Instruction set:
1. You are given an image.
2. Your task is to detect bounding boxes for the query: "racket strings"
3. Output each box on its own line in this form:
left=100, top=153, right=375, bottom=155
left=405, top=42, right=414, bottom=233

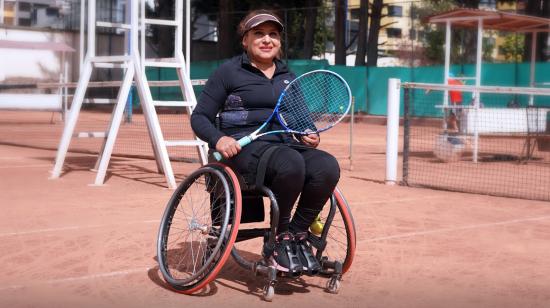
left=279, top=73, right=350, bottom=133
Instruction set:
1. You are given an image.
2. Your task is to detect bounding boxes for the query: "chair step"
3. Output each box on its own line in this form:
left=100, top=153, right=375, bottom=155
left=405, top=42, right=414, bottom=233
left=143, top=60, right=181, bottom=68
left=90, top=56, right=132, bottom=63
left=153, top=100, right=194, bottom=107
left=148, top=79, right=207, bottom=87
left=144, top=18, right=178, bottom=26
left=84, top=98, right=117, bottom=104
left=94, top=62, right=128, bottom=69
left=73, top=131, right=106, bottom=138
left=148, top=81, right=181, bottom=87
left=96, top=21, right=131, bottom=30
left=164, top=140, right=206, bottom=147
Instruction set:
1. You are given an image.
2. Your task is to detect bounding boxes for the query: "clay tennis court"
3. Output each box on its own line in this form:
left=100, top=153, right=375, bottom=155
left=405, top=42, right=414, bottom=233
left=1, top=111, right=550, bottom=307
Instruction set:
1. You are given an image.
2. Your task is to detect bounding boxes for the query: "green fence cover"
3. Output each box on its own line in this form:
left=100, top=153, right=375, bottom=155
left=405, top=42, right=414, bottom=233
left=136, top=60, right=550, bottom=117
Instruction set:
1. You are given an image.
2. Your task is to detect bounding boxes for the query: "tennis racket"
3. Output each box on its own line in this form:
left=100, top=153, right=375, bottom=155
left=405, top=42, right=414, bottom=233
left=213, top=70, right=352, bottom=161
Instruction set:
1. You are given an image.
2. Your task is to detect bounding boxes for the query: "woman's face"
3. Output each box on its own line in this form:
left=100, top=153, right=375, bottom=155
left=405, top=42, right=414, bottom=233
left=242, top=22, right=281, bottom=66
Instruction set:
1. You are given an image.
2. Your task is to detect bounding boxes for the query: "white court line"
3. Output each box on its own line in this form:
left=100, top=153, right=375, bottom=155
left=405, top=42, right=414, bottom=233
left=361, top=215, right=550, bottom=243
left=0, top=267, right=150, bottom=292
left=0, top=164, right=52, bottom=169
left=0, top=220, right=159, bottom=238
left=353, top=195, right=441, bottom=206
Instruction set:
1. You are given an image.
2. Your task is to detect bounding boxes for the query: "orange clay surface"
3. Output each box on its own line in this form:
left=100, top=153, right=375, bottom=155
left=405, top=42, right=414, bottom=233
left=1, top=111, right=550, bottom=307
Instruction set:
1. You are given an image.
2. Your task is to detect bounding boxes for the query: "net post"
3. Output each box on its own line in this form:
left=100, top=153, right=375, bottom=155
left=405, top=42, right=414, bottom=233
left=386, top=78, right=401, bottom=185
left=349, top=96, right=355, bottom=171
left=402, top=86, right=410, bottom=185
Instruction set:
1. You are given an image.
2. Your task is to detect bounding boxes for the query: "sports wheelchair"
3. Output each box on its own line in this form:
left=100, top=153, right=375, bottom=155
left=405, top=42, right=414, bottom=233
left=157, top=147, right=356, bottom=301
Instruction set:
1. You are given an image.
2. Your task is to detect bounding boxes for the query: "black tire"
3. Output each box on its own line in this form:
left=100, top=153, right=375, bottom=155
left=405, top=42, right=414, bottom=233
left=157, top=164, right=242, bottom=293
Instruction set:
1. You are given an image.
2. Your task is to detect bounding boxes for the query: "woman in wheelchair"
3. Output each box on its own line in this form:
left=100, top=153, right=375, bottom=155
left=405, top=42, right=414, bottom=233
left=190, top=10, right=340, bottom=277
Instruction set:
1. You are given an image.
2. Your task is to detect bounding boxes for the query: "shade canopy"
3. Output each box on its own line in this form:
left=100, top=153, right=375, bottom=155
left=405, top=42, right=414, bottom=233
left=428, top=8, right=550, bottom=33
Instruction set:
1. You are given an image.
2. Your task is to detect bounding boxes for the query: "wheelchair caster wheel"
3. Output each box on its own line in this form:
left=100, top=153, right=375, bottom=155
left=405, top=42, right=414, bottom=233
left=326, top=277, right=341, bottom=294
left=262, top=285, right=275, bottom=301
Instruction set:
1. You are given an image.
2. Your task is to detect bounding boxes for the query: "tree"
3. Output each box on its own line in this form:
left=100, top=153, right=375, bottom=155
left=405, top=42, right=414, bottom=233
left=500, top=34, right=525, bottom=62
left=416, top=0, right=478, bottom=64
left=303, top=0, right=319, bottom=59
left=523, top=0, right=549, bottom=61
left=217, top=0, right=235, bottom=59
left=366, top=0, right=383, bottom=66
left=354, top=0, right=368, bottom=66
left=334, top=0, right=347, bottom=65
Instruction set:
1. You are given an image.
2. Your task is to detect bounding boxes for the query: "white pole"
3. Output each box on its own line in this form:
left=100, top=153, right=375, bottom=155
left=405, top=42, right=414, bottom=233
left=444, top=20, right=451, bottom=100
left=175, top=0, right=183, bottom=54
left=349, top=96, right=354, bottom=171
left=386, top=78, right=401, bottom=186
left=88, top=0, right=96, bottom=57
left=475, top=18, right=482, bottom=105
left=185, top=0, right=191, bottom=75
left=80, top=0, right=85, bottom=72
left=140, top=0, right=145, bottom=66
left=1, top=0, right=5, bottom=24
left=13, top=0, right=17, bottom=26
left=443, top=20, right=451, bottom=131
left=124, top=0, right=130, bottom=56
left=472, top=18, right=483, bottom=163
left=529, top=31, right=537, bottom=106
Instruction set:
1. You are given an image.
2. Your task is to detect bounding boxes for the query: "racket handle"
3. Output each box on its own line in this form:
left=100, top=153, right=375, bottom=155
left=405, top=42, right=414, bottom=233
left=212, top=136, right=253, bottom=161
left=213, top=151, right=223, bottom=161
left=237, top=136, right=253, bottom=147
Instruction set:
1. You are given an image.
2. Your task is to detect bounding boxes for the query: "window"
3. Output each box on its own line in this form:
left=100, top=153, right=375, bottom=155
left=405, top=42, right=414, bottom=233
left=388, top=5, right=402, bottom=17
left=18, top=18, right=31, bottom=26
left=386, top=28, right=402, bottom=38
left=18, top=2, right=31, bottom=11
left=46, top=8, right=58, bottom=17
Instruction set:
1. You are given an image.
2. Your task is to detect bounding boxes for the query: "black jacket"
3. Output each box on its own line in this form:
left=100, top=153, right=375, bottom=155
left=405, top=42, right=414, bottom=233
left=191, top=53, right=296, bottom=148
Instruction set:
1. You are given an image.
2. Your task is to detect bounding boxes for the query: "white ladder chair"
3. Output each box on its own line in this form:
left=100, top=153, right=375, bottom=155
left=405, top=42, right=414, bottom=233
left=139, top=0, right=208, bottom=169
left=51, top=0, right=207, bottom=189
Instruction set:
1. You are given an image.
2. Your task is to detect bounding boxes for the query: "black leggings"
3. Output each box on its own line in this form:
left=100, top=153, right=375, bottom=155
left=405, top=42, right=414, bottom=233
left=228, top=141, right=340, bottom=234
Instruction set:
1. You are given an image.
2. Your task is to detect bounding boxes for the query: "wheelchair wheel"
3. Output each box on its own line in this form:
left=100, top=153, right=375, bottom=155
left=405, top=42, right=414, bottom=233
left=313, top=187, right=356, bottom=275
left=157, top=164, right=242, bottom=293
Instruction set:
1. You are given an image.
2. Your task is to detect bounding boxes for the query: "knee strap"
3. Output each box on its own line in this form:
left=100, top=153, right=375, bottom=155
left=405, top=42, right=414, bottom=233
left=254, top=145, right=281, bottom=189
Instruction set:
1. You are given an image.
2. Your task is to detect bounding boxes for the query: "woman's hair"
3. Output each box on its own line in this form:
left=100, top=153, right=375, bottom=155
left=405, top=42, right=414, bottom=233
left=237, top=9, right=283, bottom=37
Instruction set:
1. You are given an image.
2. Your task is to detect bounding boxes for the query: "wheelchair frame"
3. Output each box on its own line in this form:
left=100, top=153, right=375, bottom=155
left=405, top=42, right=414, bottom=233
left=157, top=150, right=356, bottom=301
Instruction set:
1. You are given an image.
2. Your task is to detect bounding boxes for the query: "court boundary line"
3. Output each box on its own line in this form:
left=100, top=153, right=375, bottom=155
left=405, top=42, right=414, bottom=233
left=0, top=219, right=159, bottom=237
left=0, top=164, right=53, bottom=169
left=3, top=215, right=549, bottom=292
left=0, top=267, right=151, bottom=292
left=0, top=196, right=440, bottom=238
left=362, top=215, right=550, bottom=243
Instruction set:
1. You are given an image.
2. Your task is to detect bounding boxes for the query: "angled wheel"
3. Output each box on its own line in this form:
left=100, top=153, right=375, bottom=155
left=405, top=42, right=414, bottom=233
left=157, top=163, right=242, bottom=293
left=310, top=187, right=356, bottom=275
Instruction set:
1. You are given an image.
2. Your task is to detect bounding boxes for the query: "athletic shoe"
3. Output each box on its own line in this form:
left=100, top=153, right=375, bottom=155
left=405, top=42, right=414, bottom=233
left=294, top=232, right=321, bottom=275
left=269, top=232, right=302, bottom=277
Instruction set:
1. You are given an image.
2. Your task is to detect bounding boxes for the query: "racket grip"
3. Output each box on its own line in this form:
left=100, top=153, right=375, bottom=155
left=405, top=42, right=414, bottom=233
left=213, top=151, right=223, bottom=161
left=237, top=136, right=253, bottom=147
left=212, top=136, right=253, bottom=161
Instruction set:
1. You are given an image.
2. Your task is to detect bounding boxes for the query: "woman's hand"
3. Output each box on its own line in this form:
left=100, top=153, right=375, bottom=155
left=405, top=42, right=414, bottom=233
left=215, top=136, right=241, bottom=159
left=300, top=132, right=320, bottom=148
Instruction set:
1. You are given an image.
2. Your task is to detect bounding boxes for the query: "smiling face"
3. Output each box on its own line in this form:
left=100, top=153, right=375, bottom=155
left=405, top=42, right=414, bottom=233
left=242, top=22, right=281, bottom=66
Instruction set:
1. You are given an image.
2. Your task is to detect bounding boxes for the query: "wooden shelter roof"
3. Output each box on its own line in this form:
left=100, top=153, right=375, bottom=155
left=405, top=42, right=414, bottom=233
left=428, top=8, right=550, bottom=33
